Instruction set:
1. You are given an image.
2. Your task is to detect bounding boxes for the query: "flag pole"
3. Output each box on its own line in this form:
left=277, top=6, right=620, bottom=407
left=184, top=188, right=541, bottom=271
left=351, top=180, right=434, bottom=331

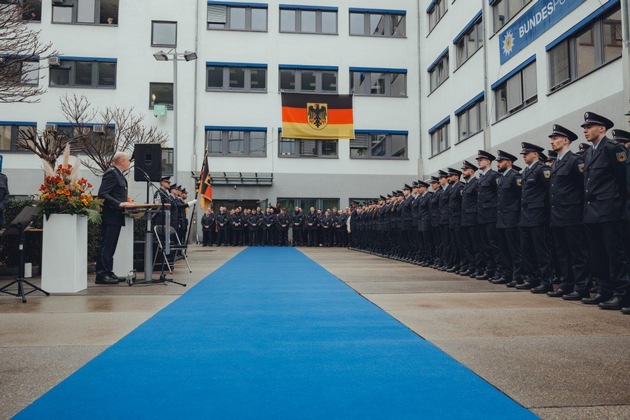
left=186, top=149, right=208, bottom=245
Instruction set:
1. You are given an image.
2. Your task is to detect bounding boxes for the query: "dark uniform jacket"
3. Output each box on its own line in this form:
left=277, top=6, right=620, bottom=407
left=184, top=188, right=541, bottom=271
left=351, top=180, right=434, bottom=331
left=430, top=188, right=442, bottom=228
left=583, top=137, right=627, bottom=223
left=306, top=211, right=318, bottom=230
left=496, top=168, right=521, bottom=229
left=411, top=195, right=420, bottom=228
left=460, top=178, right=478, bottom=227
left=292, top=211, right=304, bottom=227
left=201, top=212, right=215, bottom=231
left=98, top=166, right=128, bottom=226
left=438, top=185, right=450, bottom=225
left=418, top=192, right=433, bottom=232
left=477, top=169, right=498, bottom=224
left=277, top=213, right=290, bottom=230
left=448, top=181, right=464, bottom=228
left=0, top=172, right=8, bottom=228
left=400, top=194, right=414, bottom=230
left=519, top=161, right=550, bottom=228
left=216, top=211, right=228, bottom=228
left=549, top=151, right=584, bottom=227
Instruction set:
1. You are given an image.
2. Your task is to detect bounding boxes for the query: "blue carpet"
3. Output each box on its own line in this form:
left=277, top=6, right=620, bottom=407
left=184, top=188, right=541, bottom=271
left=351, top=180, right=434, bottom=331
left=16, top=248, right=536, bottom=419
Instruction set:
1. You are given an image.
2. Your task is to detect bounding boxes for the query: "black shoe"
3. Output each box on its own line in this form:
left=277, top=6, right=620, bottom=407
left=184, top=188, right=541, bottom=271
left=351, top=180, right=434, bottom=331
left=598, top=296, right=622, bottom=310
left=552, top=276, right=561, bottom=285
left=475, top=273, right=490, bottom=280
left=547, top=289, right=566, bottom=298
left=562, top=291, right=587, bottom=301
left=492, top=277, right=510, bottom=285
left=506, top=280, right=518, bottom=288
left=446, top=266, right=458, bottom=273
left=516, top=282, right=535, bottom=290
left=531, top=284, right=553, bottom=294
left=621, top=307, right=630, bottom=314
left=581, top=294, right=608, bottom=305
left=95, top=275, right=118, bottom=285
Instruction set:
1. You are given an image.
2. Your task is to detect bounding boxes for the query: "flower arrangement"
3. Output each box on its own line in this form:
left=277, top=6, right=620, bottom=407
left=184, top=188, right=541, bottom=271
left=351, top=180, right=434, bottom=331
left=37, top=144, right=102, bottom=222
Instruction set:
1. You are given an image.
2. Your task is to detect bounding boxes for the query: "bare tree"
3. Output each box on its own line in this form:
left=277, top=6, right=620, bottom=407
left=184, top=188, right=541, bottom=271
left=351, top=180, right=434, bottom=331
left=16, top=126, right=73, bottom=167
left=60, top=94, right=169, bottom=176
left=0, top=2, right=57, bottom=103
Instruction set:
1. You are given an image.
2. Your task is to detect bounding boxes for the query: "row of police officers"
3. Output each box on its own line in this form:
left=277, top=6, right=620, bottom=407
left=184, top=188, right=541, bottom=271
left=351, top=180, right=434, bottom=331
left=350, top=111, right=630, bottom=315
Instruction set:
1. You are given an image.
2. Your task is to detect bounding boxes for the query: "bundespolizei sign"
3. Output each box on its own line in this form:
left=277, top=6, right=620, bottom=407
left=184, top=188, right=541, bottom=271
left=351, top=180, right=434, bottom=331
left=499, top=0, right=587, bottom=64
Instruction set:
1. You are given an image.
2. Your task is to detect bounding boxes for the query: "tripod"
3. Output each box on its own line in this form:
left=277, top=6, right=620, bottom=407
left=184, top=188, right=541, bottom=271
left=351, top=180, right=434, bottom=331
left=0, top=206, right=49, bottom=303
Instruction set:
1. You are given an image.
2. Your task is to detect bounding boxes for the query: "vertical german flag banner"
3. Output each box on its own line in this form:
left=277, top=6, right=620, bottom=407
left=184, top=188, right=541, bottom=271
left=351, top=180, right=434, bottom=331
left=197, top=150, right=212, bottom=210
left=281, top=93, right=354, bottom=139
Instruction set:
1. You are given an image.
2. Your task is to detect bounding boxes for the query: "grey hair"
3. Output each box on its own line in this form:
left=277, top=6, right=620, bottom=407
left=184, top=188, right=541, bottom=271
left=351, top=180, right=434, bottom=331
left=112, top=152, right=130, bottom=164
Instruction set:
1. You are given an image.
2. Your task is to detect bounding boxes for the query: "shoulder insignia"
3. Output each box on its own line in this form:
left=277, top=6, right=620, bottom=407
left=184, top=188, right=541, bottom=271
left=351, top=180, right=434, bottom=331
left=496, top=178, right=500, bottom=185
left=516, top=179, right=522, bottom=187
left=617, top=151, right=627, bottom=162
left=578, top=163, right=585, bottom=173
left=543, top=169, right=551, bottom=179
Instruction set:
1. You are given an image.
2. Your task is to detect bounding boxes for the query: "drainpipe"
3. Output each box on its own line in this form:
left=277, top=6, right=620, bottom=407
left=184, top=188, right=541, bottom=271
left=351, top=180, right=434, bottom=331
left=621, top=0, right=630, bottom=112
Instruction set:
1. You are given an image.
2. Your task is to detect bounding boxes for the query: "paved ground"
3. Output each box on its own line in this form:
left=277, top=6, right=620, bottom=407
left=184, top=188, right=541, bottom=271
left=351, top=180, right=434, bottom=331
left=1, top=245, right=629, bottom=419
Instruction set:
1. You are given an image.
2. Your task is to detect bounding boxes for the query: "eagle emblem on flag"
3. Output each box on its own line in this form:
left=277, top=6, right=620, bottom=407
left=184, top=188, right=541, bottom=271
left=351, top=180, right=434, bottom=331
left=307, top=103, right=328, bottom=130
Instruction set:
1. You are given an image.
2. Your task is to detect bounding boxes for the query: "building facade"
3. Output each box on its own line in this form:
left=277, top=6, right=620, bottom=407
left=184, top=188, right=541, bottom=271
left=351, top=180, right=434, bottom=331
left=421, top=0, right=630, bottom=175
left=1, top=0, right=629, bottom=209
left=0, top=0, right=421, bottom=210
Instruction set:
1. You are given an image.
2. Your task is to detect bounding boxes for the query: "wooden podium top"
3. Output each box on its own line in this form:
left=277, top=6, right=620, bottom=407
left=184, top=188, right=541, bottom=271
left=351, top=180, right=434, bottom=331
left=124, top=203, right=170, bottom=214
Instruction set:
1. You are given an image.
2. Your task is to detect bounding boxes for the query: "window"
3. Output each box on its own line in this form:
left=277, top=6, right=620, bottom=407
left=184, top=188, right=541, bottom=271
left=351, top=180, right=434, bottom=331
left=493, top=59, right=537, bottom=120
left=206, top=63, right=267, bottom=92
left=428, top=50, right=449, bottom=93
left=149, top=82, right=173, bottom=109
left=427, top=0, right=447, bottom=32
left=151, top=21, right=176, bottom=47
left=205, top=127, right=267, bottom=157
left=52, top=0, right=119, bottom=25
left=0, top=123, right=36, bottom=152
left=350, top=68, right=407, bottom=97
left=49, top=57, right=116, bottom=88
left=279, top=135, right=338, bottom=158
left=279, top=6, right=337, bottom=34
left=279, top=66, right=337, bottom=93
left=456, top=95, right=485, bottom=142
left=349, top=9, right=406, bottom=37
left=455, top=14, right=483, bottom=68
left=350, top=131, right=407, bottom=159
left=492, top=0, right=533, bottom=33
left=207, top=2, right=267, bottom=31
left=2, top=57, right=39, bottom=86
left=429, top=118, right=450, bottom=157
left=547, top=8, right=622, bottom=92
left=18, top=0, right=42, bottom=21
left=41, top=123, right=115, bottom=154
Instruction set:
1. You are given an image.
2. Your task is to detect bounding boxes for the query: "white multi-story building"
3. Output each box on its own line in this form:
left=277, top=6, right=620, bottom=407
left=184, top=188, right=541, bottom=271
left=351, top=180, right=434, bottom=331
left=0, top=0, right=421, bottom=211
left=422, top=0, right=630, bottom=174
left=1, top=0, right=629, bottom=209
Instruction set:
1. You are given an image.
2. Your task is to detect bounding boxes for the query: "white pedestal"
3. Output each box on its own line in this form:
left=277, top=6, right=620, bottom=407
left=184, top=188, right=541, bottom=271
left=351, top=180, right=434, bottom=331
left=41, top=214, right=88, bottom=293
left=113, top=219, right=134, bottom=277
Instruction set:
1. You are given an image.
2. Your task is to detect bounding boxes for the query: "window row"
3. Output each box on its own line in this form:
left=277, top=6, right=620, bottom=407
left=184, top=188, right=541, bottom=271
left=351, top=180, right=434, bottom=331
left=18, top=2, right=407, bottom=38
left=203, top=128, right=408, bottom=160
left=0, top=122, right=115, bottom=153
left=277, top=198, right=341, bottom=213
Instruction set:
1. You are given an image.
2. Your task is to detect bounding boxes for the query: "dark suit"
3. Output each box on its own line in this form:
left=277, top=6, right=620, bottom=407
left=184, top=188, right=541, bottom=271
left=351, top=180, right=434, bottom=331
left=496, top=168, right=522, bottom=281
left=96, top=166, right=128, bottom=277
left=582, top=137, right=629, bottom=299
left=519, top=161, right=551, bottom=286
left=429, top=188, right=442, bottom=264
left=448, top=182, right=464, bottom=268
left=549, top=152, right=590, bottom=294
left=418, top=192, right=433, bottom=263
left=460, top=178, right=481, bottom=274
left=477, top=169, right=500, bottom=275
left=438, top=185, right=451, bottom=267
left=0, top=172, right=8, bottom=228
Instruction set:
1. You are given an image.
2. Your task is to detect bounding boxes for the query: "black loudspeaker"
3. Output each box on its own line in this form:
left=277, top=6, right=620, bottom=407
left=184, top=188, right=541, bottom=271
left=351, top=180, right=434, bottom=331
left=133, top=143, right=162, bottom=182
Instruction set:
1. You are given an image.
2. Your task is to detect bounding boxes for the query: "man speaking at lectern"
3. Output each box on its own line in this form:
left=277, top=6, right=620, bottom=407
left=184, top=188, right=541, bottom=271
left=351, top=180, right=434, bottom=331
left=96, top=152, right=135, bottom=284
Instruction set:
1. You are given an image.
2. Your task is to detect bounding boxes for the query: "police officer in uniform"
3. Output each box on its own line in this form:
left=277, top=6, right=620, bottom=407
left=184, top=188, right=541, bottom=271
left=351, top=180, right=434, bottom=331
left=459, top=161, right=481, bottom=277
left=447, top=168, right=464, bottom=272
left=516, top=142, right=553, bottom=293
left=494, top=150, right=523, bottom=286
left=615, top=125, right=630, bottom=314
left=429, top=176, right=442, bottom=267
left=580, top=112, right=630, bottom=310
left=437, top=170, right=451, bottom=270
left=547, top=124, right=591, bottom=300
left=399, top=184, right=414, bottom=261
left=475, top=151, right=501, bottom=280
left=417, top=181, right=433, bottom=266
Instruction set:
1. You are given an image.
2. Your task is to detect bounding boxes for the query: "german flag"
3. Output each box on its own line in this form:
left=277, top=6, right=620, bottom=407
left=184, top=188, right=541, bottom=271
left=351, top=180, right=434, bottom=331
left=282, top=93, right=354, bottom=140
left=197, top=151, right=212, bottom=210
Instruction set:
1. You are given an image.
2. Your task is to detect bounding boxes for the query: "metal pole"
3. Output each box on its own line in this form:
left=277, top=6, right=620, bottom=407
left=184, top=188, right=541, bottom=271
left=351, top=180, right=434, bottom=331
left=172, top=53, right=178, bottom=184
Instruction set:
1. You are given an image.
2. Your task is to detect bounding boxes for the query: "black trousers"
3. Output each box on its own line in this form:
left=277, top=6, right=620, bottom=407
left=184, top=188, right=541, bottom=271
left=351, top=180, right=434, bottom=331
left=461, top=225, right=482, bottom=273
left=551, top=225, right=590, bottom=294
left=584, top=222, right=630, bottom=298
left=292, top=226, right=303, bottom=246
left=478, top=222, right=500, bottom=274
left=217, top=226, right=227, bottom=246
left=496, top=227, right=522, bottom=280
left=520, top=225, right=552, bottom=286
left=439, top=224, right=451, bottom=266
left=96, top=223, right=122, bottom=277
left=449, top=227, right=464, bottom=268
left=421, top=229, right=433, bottom=262
left=430, top=225, right=441, bottom=263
